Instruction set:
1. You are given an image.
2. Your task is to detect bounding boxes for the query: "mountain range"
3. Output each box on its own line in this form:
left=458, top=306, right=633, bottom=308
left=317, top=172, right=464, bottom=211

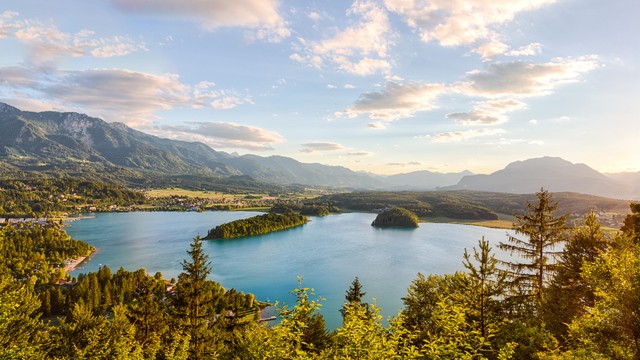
left=444, top=157, right=638, bottom=199
left=0, top=102, right=637, bottom=199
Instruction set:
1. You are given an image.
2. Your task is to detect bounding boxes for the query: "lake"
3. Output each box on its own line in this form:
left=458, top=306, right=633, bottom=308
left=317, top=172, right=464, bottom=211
left=66, top=211, right=514, bottom=330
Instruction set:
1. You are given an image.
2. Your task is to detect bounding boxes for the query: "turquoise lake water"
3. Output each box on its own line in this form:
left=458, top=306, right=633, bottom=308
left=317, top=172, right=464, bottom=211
left=66, top=211, right=513, bottom=330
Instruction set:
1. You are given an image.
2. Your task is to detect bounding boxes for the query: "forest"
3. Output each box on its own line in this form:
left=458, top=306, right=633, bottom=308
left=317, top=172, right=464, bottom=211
left=204, top=212, right=310, bottom=239
left=1, top=190, right=639, bottom=359
left=0, top=179, right=146, bottom=217
left=371, top=207, right=420, bottom=228
left=319, top=190, right=631, bottom=222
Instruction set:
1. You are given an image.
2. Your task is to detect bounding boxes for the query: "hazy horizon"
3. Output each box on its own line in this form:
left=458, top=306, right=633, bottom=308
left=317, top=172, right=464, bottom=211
left=1, top=0, right=638, bottom=174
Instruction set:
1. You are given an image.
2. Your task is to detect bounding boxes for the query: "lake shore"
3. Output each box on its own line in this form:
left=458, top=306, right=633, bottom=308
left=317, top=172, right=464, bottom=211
left=64, top=252, right=92, bottom=273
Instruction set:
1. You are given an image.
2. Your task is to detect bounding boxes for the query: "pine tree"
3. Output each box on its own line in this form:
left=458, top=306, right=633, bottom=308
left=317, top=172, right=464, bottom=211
left=621, top=202, right=640, bottom=243
left=340, top=277, right=368, bottom=320
left=462, top=237, right=507, bottom=340
left=0, top=276, right=46, bottom=359
left=499, top=188, right=568, bottom=313
left=544, top=211, right=609, bottom=338
left=174, top=235, right=213, bottom=360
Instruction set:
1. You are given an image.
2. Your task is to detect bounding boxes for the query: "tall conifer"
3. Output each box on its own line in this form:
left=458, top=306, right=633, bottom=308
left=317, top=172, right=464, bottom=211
left=175, top=235, right=212, bottom=360
left=499, top=189, right=568, bottom=312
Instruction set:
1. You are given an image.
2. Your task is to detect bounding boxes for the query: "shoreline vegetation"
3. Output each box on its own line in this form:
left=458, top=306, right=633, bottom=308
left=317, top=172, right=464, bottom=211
left=203, top=212, right=310, bottom=239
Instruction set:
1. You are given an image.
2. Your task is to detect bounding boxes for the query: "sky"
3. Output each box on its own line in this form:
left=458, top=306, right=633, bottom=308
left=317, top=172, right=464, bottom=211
left=0, top=0, right=638, bottom=175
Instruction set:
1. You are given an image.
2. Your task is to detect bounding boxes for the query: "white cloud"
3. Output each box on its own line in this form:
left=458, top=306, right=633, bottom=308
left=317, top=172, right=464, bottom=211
left=111, top=0, right=290, bottom=42
left=421, top=128, right=507, bottom=143
left=88, top=36, right=148, bottom=58
left=3, top=15, right=146, bottom=66
left=446, top=98, right=527, bottom=125
left=384, top=0, right=556, bottom=47
left=347, top=151, right=372, bottom=156
left=458, top=57, right=599, bottom=98
left=337, top=81, right=446, bottom=121
left=386, top=161, right=421, bottom=167
left=308, top=11, right=322, bottom=21
left=0, top=11, right=19, bottom=38
left=293, top=0, right=393, bottom=75
left=507, top=42, right=543, bottom=57
left=472, top=38, right=509, bottom=59
left=156, top=122, right=285, bottom=151
left=300, top=142, right=345, bottom=153
left=344, top=83, right=355, bottom=89
left=0, top=66, right=249, bottom=126
left=367, top=121, right=386, bottom=129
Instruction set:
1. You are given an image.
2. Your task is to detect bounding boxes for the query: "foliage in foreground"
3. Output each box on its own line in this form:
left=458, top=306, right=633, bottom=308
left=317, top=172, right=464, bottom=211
left=0, top=191, right=639, bottom=359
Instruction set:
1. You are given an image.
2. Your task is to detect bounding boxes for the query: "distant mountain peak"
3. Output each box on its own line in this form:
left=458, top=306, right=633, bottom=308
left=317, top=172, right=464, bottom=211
left=0, top=102, right=19, bottom=113
left=445, top=156, right=632, bottom=198
left=505, top=156, right=574, bottom=170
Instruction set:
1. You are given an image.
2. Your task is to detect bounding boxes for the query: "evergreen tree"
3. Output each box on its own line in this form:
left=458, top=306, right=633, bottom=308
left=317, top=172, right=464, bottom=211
left=340, top=276, right=368, bottom=320
left=499, top=188, right=568, bottom=314
left=0, top=276, right=47, bottom=359
left=544, top=211, right=609, bottom=339
left=462, top=237, right=507, bottom=341
left=128, top=276, right=167, bottom=359
left=621, top=202, right=640, bottom=243
left=564, top=232, right=640, bottom=358
left=174, top=235, right=214, bottom=360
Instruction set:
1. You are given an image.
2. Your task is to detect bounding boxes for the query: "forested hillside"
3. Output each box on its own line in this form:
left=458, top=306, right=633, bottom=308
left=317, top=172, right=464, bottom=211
left=0, top=179, right=146, bottom=217
left=320, top=190, right=630, bottom=222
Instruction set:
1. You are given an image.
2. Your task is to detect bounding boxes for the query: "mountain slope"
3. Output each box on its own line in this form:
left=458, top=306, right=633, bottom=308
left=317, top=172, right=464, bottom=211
left=445, top=157, right=632, bottom=199
left=0, top=102, right=385, bottom=188
left=383, top=170, right=474, bottom=190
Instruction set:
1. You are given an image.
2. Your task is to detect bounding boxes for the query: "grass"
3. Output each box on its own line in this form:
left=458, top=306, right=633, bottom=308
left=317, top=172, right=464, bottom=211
left=421, top=216, right=515, bottom=229
left=146, top=188, right=230, bottom=199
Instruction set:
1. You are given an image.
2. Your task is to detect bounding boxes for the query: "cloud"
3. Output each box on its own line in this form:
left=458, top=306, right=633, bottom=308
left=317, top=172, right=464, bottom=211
left=458, top=57, right=599, bottom=98
left=0, top=66, right=249, bottom=126
left=445, top=98, right=527, bottom=125
left=487, top=137, right=545, bottom=146
left=300, top=142, right=345, bottom=153
left=421, top=128, right=507, bottom=143
left=0, top=11, right=19, bottom=38
left=293, top=0, right=392, bottom=75
left=0, top=66, right=36, bottom=87
left=386, top=161, right=421, bottom=167
left=156, top=122, right=285, bottom=151
left=384, top=0, right=556, bottom=47
left=347, top=151, right=372, bottom=156
left=336, top=81, right=446, bottom=121
left=111, top=0, right=290, bottom=42
left=472, top=38, right=509, bottom=59
left=308, top=11, right=322, bottom=21
left=507, top=42, right=543, bottom=57
left=2, top=14, right=146, bottom=66
left=367, top=121, right=386, bottom=129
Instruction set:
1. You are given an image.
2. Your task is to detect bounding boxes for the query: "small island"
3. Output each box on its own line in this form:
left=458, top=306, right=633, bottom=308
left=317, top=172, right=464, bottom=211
left=204, top=212, right=310, bottom=239
left=371, top=207, right=419, bottom=228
